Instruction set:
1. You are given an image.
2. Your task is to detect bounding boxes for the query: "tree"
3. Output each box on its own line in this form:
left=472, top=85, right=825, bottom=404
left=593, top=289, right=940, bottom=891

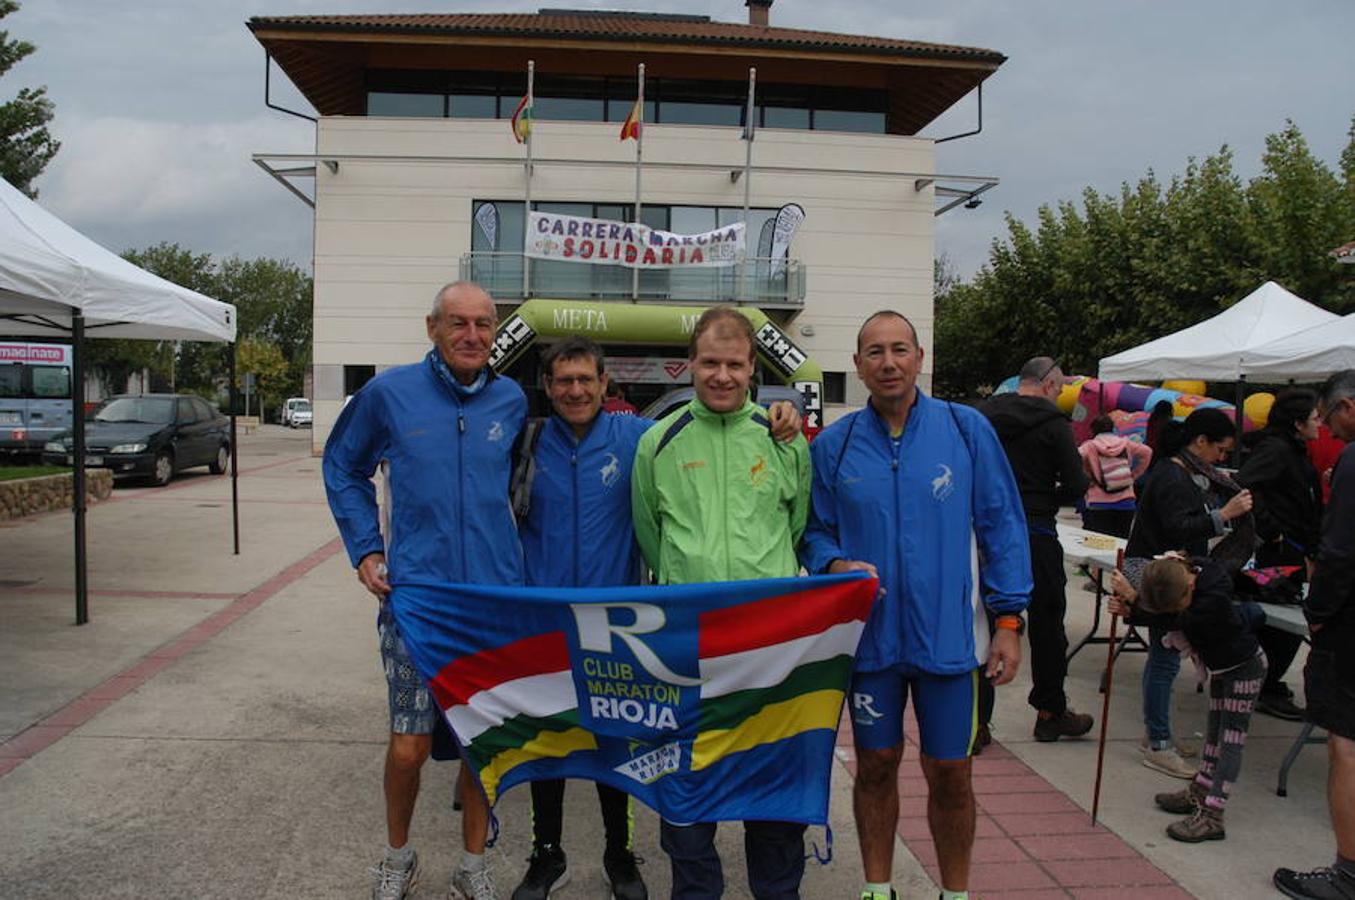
left=934, top=117, right=1355, bottom=397
left=236, top=338, right=290, bottom=419
left=0, top=0, right=58, bottom=196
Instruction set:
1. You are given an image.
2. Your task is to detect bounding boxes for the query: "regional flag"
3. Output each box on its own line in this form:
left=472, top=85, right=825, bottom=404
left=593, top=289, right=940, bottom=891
left=619, top=98, right=642, bottom=142
left=390, top=573, right=876, bottom=824
left=510, top=94, right=533, bottom=144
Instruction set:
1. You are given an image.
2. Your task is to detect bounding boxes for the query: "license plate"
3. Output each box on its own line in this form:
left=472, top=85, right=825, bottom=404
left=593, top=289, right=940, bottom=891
left=0, top=412, right=20, bottom=425
left=65, top=455, right=103, bottom=466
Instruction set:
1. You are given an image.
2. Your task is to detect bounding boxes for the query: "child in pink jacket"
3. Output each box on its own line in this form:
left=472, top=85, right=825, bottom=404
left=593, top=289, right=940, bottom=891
left=1079, top=414, right=1154, bottom=537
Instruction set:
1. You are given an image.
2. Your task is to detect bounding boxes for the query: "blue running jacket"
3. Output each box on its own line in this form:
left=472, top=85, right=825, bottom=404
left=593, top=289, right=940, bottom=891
left=519, top=412, right=653, bottom=588
left=323, top=353, right=526, bottom=586
left=800, top=391, right=1032, bottom=674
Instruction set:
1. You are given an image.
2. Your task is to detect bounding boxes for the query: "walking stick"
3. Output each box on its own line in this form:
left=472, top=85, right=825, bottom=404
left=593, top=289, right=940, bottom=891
left=1091, top=548, right=1125, bottom=825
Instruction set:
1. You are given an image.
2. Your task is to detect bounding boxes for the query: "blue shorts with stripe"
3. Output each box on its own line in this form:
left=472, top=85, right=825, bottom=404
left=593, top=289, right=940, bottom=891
left=848, top=664, right=980, bottom=760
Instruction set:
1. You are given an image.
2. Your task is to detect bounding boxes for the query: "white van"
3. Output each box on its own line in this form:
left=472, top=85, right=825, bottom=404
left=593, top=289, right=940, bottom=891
left=282, top=397, right=312, bottom=428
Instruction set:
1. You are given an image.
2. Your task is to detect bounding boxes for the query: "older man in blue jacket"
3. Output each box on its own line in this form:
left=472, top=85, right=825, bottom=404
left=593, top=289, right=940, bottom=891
left=324, top=281, right=523, bottom=900
left=800, top=310, right=1031, bottom=900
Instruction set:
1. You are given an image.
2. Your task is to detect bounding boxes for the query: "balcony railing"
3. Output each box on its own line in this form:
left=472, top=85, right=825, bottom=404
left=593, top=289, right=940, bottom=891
left=459, top=252, right=806, bottom=307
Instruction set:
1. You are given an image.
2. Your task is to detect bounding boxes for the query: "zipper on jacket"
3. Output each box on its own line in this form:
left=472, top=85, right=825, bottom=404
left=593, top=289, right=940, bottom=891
left=571, top=447, right=580, bottom=584
left=723, top=416, right=731, bottom=577
left=456, top=399, right=466, bottom=577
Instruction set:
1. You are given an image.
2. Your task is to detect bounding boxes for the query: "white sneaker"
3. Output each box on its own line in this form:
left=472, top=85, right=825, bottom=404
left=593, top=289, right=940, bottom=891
left=1142, top=746, right=1197, bottom=779
left=449, top=865, right=497, bottom=900
left=369, top=851, right=419, bottom=900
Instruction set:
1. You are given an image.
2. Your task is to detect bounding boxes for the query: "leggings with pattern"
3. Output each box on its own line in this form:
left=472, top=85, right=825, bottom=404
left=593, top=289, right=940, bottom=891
left=1195, top=649, right=1267, bottom=810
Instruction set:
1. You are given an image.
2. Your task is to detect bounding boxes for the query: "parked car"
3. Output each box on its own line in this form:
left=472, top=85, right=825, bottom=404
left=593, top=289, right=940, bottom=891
left=43, top=394, right=231, bottom=486
left=640, top=385, right=813, bottom=438
left=283, top=397, right=312, bottom=428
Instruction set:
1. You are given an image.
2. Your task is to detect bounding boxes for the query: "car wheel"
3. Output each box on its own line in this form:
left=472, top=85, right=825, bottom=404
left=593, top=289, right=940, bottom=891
left=152, top=450, right=175, bottom=487
left=209, top=444, right=229, bottom=475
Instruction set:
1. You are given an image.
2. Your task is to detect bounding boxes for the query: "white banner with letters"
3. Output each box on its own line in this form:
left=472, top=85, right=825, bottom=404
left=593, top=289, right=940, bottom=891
left=525, top=211, right=744, bottom=268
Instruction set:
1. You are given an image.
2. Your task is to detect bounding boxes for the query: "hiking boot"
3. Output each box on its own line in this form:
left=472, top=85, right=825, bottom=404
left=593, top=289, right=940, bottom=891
left=451, top=864, right=498, bottom=900
left=368, top=851, right=419, bottom=900
left=971, top=723, right=993, bottom=756
left=1273, top=866, right=1355, bottom=899
left=602, top=849, right=647, bottom=900
left=511, top=844, right=567, bottom=900
left=1155, top=780, right=1206, bottom=814
left=1258, top=686, right=1305, bottom=721
left=1141, top=745, right=1197, bottom=779
left=1139, top=734, right=1199, bottom=758
left=1033, top=708, right=1094, bottom=742
left=1166, top=806, right=1225, bottom=842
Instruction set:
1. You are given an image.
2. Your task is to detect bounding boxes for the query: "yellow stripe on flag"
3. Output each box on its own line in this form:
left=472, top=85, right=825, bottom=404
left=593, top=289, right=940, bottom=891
left=689, top=689, right=843, bottom=772
left=478, top=727, right=596, bottom=803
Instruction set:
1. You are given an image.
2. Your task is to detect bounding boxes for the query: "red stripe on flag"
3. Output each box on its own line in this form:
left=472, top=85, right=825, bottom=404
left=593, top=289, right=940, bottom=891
left=429, top=631, right=570, bottom=709
left=697, top=578, right=875, bottom=659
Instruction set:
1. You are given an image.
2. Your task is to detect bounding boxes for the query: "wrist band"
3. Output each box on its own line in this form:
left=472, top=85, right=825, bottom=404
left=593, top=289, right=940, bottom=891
left=995, top=615, right=1023, bottom=633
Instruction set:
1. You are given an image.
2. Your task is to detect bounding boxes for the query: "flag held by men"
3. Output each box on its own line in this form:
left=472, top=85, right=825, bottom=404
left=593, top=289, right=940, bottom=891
left=390, top=573, right=877, bottom=825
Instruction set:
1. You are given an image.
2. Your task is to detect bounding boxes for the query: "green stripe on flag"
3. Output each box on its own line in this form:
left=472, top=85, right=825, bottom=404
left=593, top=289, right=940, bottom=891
left=697, top=655, right=852, bottom=733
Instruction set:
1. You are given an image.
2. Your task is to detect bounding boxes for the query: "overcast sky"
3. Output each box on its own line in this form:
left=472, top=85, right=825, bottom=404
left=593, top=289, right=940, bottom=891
left=11, top=0, right=1353, bottom=280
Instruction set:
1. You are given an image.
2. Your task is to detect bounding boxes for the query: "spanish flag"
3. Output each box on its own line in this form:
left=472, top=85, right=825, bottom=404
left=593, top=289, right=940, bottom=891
left=510, top=94, right=532, bottom=144
left=619, top=98, right=642, bottom=142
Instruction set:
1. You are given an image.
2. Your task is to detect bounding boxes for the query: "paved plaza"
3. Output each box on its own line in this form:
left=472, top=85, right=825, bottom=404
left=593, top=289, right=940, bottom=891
left=0, top=426, right=1336, bottom=898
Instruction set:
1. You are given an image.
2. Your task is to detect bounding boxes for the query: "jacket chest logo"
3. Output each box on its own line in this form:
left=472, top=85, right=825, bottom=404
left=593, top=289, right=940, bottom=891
left=750, top=455, right=769, bottom=487
left=487, top=421, right=504, bottom=443
left=600, top=453, right=621, bottom=488
left=932, top=464, right=955, bottom=501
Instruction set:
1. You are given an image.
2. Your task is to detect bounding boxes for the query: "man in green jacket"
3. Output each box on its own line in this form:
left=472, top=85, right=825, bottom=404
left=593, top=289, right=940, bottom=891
left=631, top=306, right=811, bottom=898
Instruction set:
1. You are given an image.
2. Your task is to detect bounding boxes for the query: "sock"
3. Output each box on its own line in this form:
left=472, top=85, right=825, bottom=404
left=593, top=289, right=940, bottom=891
left=1335, top=855, right=1355, bottom=879
left=460, top=850, right=485, bottom=873
left=940, top=891, right=968, bottom=900
left=863, top=882, right=891, bottom=898
left=385, top=844, right=415, bottom=869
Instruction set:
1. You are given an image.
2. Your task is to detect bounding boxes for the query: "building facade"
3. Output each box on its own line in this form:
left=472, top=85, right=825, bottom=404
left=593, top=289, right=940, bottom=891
left=249, top=5, right=1004, bottom=449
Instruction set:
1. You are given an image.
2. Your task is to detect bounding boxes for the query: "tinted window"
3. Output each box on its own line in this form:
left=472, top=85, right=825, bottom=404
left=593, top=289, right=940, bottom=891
left=367, top=92, right=444, bottom=117
left=345, top=365, right=376, bottom=397
left=0, top=365, right=22, bottom=398
left=449, top=94, right=497, bottom=118
left=191, top=398, right=216, bottom=421
left=535, top=96, right=605, bottom=122
left=177, top=398, right=198, bottom=423
left=763, top=106, right=809, bottom=129
left=95, top=397, right=175, bottom=424
left=660, top=102, right=741, bottom=127
left=813, top=109, right=886, bottom=133
left=31, top=365, right=71, bottom=399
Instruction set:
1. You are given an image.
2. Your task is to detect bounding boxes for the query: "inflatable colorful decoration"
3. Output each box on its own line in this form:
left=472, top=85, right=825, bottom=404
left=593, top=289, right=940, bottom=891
left=993, top=377, right=1270, bottom=444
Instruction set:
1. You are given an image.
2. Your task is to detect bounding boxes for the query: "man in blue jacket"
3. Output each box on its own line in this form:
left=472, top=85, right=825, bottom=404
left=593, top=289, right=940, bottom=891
left=800, top=311, right=1032, bottom=900
left=324, top=281, right=524, bottom=900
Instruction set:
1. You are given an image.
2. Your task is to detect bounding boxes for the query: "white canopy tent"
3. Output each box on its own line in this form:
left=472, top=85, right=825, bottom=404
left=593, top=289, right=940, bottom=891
left=0, top=176, right=239, bottom=624
left=1240, top=312, right=1355, bottom=381
left=1097, top=280, right=1339, bottom=382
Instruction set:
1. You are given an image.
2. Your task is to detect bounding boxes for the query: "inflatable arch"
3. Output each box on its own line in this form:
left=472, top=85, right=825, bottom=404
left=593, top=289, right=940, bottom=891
left=489, top=299, right=825, bottom=435
left=995, top=374, right=1273, bottom=445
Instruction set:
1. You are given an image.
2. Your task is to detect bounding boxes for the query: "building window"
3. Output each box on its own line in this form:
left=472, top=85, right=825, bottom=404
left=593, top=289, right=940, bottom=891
left=762, top=105, right=810, bottom=129
left=366, top=91, right=445, bottom=117
left=344, top=365, right=376, bottom=398
left=823, top=371, right=846, bottom=404
left=812, top=109, right=886, bottom=134
left=449, top=94, right=498, bottom=118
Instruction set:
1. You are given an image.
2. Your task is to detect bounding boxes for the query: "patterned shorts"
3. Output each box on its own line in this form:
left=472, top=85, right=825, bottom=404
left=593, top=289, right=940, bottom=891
left=378, top=605, right=437, bottom=735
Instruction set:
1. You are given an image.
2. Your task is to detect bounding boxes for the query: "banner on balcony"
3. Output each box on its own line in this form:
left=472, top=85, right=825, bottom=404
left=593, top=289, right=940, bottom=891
left=389, top=572, right=877, bottom=824
left=525, top=211, right=744, bottom=268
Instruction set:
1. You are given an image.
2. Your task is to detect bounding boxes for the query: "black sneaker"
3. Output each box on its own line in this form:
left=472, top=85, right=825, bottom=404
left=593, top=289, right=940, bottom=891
left=1257, top=688, right=1305, bottom=722
left=603, top=848, right=648, bottom=900
left=511, top=844, right=569, bottom=900
left=1273, top=866, right=1355, bottom=899
left=1033, top=708, right=1094, bottom=742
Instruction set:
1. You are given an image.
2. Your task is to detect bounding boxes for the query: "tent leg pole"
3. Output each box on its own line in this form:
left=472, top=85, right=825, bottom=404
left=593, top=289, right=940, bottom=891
left=73, top=313, right=88, bottom=625
left=230, top=341, right=240, bottom=556
left=1234, top=377, right=1246, bottom=467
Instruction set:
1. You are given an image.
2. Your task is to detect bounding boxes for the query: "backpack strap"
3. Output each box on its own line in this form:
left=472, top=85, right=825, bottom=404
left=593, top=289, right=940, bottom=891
left=510, top=417, right=546, bottom=523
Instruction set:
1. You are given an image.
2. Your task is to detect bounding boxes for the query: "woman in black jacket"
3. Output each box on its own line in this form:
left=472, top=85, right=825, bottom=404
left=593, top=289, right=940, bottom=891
left=1237, top=389, right=1323, bottom=720
left=1126, top=408, right=1255, bottom=779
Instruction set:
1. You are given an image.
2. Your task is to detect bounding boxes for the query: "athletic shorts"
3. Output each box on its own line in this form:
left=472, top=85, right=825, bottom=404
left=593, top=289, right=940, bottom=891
left=378, top=604, right=438, bottom=735
left=1305, top=647, right=1355, bottom=741
left=848, top=665, right=979, bottom=760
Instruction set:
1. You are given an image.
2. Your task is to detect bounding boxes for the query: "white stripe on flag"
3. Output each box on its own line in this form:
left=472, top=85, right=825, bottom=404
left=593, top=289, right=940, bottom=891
left=449, top=670, right=576, bottom=743
left=697, top=620, right=864, bottom=699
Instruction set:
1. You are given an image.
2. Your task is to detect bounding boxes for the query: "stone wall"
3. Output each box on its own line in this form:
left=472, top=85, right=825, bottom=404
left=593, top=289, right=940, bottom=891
left=0, top=470, right=115, bottom=521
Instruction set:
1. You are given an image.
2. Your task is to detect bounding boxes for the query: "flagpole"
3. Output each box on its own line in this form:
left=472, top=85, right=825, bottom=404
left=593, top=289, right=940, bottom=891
left=631, top=62, right=645, bottom=302
left=740, top=66, right=756, bottom=304
left=522, top=59, right=534, bottom=299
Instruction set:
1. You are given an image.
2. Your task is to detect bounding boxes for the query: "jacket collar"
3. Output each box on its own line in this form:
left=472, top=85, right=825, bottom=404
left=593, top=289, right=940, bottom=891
left=864, top=387, right=929, bottom=440
left=687, top=394, right=758, bottom=424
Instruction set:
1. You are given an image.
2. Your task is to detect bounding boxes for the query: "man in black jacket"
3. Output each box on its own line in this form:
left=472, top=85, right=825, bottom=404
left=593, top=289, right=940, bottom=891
left=1274, top=370, right=1355, bottom=900
left=982, top=357, right=1093, bottom=741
